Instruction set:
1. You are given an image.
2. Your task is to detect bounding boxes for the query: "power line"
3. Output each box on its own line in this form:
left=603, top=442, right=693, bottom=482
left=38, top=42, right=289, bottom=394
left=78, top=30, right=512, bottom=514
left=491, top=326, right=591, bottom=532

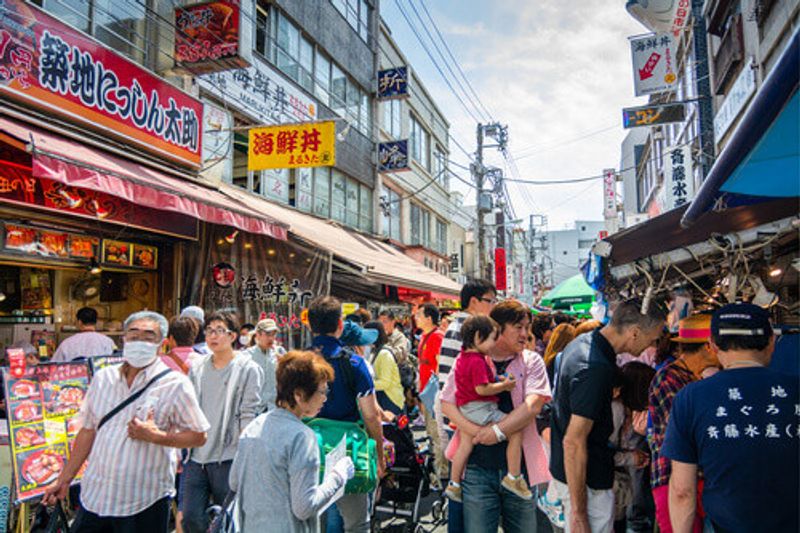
left=414, top=0, right=494, bottom=121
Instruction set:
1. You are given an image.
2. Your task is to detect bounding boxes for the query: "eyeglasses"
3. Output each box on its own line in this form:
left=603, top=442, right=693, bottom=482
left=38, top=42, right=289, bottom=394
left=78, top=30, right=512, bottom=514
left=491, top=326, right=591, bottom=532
left=479, top=297, right=498, bottom=305
left=124, top=328, right=161, bottom=343
left=204, top=327, right=233, bottom=337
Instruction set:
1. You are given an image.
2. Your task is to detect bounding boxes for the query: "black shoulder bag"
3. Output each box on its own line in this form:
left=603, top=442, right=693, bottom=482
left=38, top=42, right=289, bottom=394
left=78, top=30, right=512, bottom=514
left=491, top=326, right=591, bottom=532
left=97, top=368, right=172, bottom=431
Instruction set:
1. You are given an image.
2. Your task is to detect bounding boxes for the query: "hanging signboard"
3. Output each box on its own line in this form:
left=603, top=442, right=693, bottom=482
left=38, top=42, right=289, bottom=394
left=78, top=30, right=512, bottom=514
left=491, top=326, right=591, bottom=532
left=629, top=33, right=678, bottom=96
left=378, top=140, right=410, bottom=172
left=623, top=102, right=686, bottom=128
left=201, top=100, right=234, bottom=183
left=626, top=0, right=692, bottom=38
left=603, top=169, right=617, bottom=219
left=0, top=0, right=203, bottom=167
left=175, top=0, right=251, bottom=73
left=377, top=67, right=409, bottom=100
left=199, top=53, right=317, bottom=125
left=494, top=248, right=507, bottom=291
left=662, top=144, right=695, bottom=210
left=0, top=169, right=198, bottom=239
left=2, top=362, right=90, bottom=503
left=713, top=60, right=756, bottom=143
left=248, top=121, right=335, bottom=171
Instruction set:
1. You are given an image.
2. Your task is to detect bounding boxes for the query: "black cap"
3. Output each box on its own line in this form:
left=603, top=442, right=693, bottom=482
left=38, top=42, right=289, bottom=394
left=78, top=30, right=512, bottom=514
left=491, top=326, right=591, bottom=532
left=711, top=303, right=772, bottom=338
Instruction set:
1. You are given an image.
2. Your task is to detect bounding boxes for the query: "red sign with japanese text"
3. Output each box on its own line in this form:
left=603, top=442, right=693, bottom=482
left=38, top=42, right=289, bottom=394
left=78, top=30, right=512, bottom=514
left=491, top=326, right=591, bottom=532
left=248, top=121, right=336, bottom=170
left=494, top=248, right=507, bottom=292
left=0, top=164, right=198, bottom=239
left=0, top=0, right=203, bottom=167
left=175, top=1, right=249, bottom=74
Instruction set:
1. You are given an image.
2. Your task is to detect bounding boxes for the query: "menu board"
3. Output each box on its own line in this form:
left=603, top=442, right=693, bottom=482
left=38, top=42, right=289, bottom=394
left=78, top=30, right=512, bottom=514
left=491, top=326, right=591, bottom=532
left=101, top=240, right=132, bottom=266
left=2, top=224, right=99, bottom=259
left=2, top=362, right=89, bottom=503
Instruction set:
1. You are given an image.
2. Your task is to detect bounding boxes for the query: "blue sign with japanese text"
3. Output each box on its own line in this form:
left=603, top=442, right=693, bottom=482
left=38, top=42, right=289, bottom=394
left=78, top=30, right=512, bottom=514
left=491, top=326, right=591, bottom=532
left=377, top=67, right=409, bottom=100
left=379, top=140, right=410, bottom=172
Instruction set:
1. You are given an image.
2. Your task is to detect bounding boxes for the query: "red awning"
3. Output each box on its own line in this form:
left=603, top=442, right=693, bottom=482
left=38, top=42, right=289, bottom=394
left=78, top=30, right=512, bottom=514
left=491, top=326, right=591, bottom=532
left=0, top=116, right=288, bottom=240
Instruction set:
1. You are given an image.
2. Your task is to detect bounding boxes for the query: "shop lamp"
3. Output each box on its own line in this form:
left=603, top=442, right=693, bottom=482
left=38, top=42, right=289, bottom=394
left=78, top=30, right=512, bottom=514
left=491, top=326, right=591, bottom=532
left=0, top=292, right=5, bottom=302
left=88, top=258, right=102, bottom=275
left=225, top=230, right=239, bottom=244
left=769, top=266, right=783, bottom=277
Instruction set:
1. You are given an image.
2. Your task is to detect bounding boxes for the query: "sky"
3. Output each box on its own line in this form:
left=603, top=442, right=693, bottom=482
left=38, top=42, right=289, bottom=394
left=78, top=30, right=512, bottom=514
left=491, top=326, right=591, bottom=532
left=380, top=0, right=648, bottom=230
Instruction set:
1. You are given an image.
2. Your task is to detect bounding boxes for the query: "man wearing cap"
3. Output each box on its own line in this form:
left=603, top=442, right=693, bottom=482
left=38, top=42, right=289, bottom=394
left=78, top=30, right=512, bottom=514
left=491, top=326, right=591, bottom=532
left=662, top=303, right=799, bottom=533
left=647, top=314, right=719, bottom=533
left=245, top=318, right=287, bottom=412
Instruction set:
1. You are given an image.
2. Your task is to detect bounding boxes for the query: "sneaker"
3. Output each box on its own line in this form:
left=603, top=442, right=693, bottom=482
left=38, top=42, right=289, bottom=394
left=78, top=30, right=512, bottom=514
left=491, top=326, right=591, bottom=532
left=536, top=491, right=566, bottom=529
left=444, top=482, right=462, bottom=503
left=501, top=474, right=533, bottom=500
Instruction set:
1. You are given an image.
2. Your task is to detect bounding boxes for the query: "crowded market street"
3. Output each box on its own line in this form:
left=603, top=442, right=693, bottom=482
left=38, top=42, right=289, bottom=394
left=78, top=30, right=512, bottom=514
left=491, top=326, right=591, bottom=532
left=0, top=1, right=798, bottom=532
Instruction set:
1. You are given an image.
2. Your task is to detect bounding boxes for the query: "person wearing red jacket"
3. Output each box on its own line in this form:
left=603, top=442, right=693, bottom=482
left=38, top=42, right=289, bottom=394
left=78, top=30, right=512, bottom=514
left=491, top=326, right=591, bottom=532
left=416, top=303, right=444, bottom=391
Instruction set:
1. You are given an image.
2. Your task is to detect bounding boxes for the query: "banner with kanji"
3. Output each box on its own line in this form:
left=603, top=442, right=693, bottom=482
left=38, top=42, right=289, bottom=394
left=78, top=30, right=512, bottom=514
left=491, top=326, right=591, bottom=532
left=248, top=121, right=335, bottom=170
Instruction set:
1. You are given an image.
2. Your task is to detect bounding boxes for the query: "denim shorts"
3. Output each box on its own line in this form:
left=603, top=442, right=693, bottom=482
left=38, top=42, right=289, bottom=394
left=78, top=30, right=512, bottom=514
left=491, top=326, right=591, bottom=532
left=460, top=400, right=505, bottom=426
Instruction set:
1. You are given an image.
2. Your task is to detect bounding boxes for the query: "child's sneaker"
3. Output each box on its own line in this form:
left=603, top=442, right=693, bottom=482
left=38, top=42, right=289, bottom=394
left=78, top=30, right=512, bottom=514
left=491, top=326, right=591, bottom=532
left=444, top=482, right=462, bottom=502
left=536, top=491, right=565, bottom=528
left=501, top=474, right=533, bottom=500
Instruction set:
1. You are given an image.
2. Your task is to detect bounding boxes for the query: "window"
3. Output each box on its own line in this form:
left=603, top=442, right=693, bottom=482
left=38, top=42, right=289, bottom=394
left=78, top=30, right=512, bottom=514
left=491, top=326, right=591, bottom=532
left=38, top=0, right=146, bottom=64
left=421, top=210, right=431, bottom=248
left=433, top=146, right=447, bottom=187
left=330, top=0, right=370, bottom=42
left=383, top=99, right=402, bottom=138
left=296, top=168, right=313, bottom=212
left=578, top=239, right=594, bottom=249
left=331, top=64, right=346, bottom=116
left=383, top=188, right=400, bottom=241
left=298, top=38, right=313, bottom=92
left=345, top=177, right=360, bottom=228
left=409, top=115, right=429, bottom=170
left=435, top=219, right=447, bottom=255
left=359, top=184, right=372, bottom=232
left=314, top=51, right=331, bottom=105
left=331, top=170, right=347, bottom=223
left=265, top=168, right=290, bottom=204
left=314, top=168, right=331, bottom=218
left=410, top=203, right=421, bottom=245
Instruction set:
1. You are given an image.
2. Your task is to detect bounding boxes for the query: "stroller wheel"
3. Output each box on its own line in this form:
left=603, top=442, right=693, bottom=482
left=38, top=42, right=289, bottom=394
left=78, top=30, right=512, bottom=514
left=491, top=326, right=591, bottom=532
left=431, top=499, right=444, bottom=521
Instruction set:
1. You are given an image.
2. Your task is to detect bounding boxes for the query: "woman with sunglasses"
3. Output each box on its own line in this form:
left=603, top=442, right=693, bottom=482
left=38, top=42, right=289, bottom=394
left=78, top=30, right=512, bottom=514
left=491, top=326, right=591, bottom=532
left=230, top=350, right=354, bottom=532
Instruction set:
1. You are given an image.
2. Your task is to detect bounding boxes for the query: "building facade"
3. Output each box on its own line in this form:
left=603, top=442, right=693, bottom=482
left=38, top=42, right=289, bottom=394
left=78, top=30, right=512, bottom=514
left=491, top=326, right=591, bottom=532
left=542, top=220, right=605, bottom=288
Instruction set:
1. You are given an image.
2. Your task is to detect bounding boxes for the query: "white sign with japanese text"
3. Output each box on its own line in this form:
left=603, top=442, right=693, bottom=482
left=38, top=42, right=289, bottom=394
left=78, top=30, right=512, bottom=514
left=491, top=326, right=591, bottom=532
left=199, top=54, right=317, bottom=125
left=663, top=144, right=695, bottom=210
left=626, top=0, right=692, bottom=37
left=603, top=168, right=617, bottom=219
left=713, top=60, right=756, bottom=144
left=630, top=33, right=678, bottom=96
left=200, top=100, right=233, bottom=183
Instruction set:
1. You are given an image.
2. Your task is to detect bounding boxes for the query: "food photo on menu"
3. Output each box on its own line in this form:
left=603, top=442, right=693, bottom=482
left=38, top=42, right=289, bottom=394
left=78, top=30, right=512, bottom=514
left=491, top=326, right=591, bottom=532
left=16, top=444, right=67, bottom=493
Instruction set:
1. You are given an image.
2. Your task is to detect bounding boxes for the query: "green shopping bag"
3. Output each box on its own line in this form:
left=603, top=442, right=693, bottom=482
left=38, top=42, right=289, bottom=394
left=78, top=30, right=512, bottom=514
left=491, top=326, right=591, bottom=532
left=305, top=417, right=378, bottom=494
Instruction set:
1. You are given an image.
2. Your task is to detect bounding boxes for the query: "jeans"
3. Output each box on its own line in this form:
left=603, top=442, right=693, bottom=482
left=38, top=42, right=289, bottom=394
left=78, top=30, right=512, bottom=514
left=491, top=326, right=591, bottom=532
left=328, top=493, right=369, bottom=533
left=71, top=497, right=170, bottom=533
left=462, top=464, right=537, bottom=533
left=181, top=460, right=232, bottom=533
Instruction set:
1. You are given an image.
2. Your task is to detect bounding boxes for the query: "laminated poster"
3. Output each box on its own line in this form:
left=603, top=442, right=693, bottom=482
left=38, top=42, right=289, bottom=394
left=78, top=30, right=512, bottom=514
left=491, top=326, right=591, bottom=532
left=2, top=362, right=89, bottom=503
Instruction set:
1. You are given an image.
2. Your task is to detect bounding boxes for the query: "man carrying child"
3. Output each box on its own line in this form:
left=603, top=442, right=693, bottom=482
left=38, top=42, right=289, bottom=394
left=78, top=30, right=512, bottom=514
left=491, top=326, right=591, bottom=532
left=440, top=300, right=552, bottom=533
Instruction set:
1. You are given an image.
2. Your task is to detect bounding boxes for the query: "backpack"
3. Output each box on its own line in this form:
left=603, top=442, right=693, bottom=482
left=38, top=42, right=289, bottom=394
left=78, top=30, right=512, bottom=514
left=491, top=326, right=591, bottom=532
left=378, top=344, right=417, bottom=391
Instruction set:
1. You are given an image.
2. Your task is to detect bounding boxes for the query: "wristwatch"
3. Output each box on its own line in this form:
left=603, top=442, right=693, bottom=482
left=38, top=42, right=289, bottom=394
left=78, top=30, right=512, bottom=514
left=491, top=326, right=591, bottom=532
left=491, top=423, right=507, bottom=442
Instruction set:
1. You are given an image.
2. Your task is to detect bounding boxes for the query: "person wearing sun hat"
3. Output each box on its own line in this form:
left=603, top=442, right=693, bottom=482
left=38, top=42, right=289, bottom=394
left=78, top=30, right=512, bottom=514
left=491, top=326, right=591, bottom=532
left=647, top=313, right=718, bottom=533
left=662, top=303, right=798, bottom=533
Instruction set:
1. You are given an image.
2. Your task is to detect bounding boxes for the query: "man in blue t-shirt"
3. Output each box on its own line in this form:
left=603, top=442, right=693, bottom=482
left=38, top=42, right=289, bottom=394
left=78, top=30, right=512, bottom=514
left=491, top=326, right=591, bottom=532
left=308, top=296, right=384, bottom=533
left=662, top=303, right=799, bottom=533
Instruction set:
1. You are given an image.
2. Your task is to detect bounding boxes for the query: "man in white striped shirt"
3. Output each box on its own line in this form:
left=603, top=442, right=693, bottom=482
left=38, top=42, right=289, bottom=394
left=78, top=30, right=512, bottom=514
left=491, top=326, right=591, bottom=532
left=43, top=311, right=209, bottom=532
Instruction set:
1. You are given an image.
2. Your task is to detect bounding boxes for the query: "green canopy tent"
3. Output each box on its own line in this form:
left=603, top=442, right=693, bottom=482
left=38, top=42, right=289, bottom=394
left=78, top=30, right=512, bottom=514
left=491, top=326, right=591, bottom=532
left=539, top=274, right=595, bottom=312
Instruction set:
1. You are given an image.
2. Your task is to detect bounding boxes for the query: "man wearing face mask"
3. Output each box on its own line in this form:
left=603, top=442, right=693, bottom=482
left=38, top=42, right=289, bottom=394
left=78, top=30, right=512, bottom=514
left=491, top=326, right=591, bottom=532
left=43, top=311, right=209, bottom=532
left=183, top=311, right=263, bottom=533
left=245, top=318, right=286, bottom=413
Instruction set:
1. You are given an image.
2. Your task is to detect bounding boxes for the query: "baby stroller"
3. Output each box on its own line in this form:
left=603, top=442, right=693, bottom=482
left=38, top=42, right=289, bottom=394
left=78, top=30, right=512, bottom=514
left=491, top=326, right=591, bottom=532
left=371, top=416, right=447, bottom=533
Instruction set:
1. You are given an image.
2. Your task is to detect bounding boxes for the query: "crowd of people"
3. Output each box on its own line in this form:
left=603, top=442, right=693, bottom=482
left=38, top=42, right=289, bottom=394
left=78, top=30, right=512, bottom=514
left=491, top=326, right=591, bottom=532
left=15, top=278, right=795, bottom=533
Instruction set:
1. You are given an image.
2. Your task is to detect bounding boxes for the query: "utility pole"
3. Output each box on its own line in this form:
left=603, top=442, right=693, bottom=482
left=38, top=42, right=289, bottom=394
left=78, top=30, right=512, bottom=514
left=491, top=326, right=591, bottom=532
left=692, top=0, right=715, bottom=180
left=474, top=123, right=486, bottom=280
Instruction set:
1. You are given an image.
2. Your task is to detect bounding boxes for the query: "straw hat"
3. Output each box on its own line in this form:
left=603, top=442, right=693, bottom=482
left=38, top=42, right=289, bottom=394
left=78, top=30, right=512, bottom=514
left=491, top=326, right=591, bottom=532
left=671, top=314, right=712, bottom=343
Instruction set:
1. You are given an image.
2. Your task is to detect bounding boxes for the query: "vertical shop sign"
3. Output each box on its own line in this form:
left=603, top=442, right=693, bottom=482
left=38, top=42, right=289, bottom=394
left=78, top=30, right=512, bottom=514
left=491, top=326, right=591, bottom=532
left=629, top=33, right=678, bottom=96
left=626, top=0, right=691, bottom=37
left=248, top=121, right=335, bottom=170
left=494, top=248, right=507, bottom=291
left=175, top=1, right=251, bottom=73
left=603, top=169, right=617, bottom=218
left=2, top=362, right=90, bottom=503
left=663, top=144, right=694, bottom=210
left=377, top=67, right=409, bottom=100
left=201, top=100, right=234, bottom=183
left=0, top=0, right=203, bottom=167
left=378, top=140, right=410, bottom=172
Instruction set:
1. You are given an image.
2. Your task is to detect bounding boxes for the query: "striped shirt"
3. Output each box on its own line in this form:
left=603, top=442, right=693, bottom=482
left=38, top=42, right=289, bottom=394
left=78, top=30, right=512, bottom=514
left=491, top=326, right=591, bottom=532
left=78, top=359, right=210, bottom=517
left=437, top=312, right=469, bottom=386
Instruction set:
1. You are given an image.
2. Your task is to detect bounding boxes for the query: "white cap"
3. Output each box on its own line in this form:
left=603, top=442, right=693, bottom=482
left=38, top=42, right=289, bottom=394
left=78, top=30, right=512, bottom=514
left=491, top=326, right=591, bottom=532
left=180, top=305, right=205, bottom=323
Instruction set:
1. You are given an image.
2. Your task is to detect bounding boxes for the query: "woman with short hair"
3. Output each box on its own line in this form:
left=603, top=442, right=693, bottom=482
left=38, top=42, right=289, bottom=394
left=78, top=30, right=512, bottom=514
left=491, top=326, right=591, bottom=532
left=229, top=351, right=354, bottom=532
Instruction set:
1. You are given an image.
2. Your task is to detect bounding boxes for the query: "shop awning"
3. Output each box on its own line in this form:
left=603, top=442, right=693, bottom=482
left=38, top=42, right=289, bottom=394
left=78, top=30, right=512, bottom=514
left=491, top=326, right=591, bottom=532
left=0, top=116, right=288, bottom=241
left=219, top=184, right=462, bottom=297
left=681, top=29, right=799, bottom=227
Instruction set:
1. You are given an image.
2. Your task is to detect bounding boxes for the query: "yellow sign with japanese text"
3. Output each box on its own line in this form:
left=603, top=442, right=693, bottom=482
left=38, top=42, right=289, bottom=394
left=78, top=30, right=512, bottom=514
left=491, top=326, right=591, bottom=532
left=248, top=121, right=336, bottom=170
